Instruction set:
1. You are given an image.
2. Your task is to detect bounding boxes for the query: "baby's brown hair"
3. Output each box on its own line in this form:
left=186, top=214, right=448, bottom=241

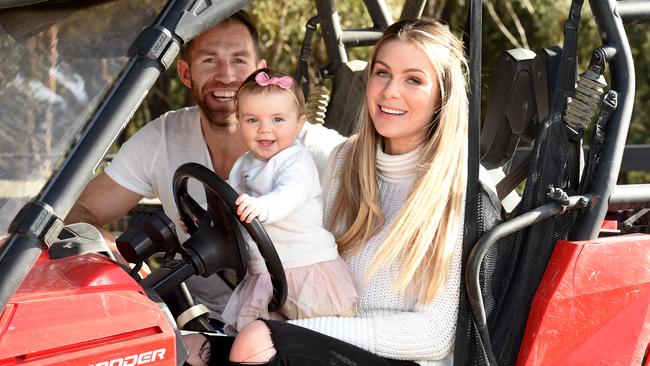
left=235, top=68, right=306, bottom=118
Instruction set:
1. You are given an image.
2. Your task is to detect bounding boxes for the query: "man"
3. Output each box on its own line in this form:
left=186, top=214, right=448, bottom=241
left=66, top=11, right=344, bottom=324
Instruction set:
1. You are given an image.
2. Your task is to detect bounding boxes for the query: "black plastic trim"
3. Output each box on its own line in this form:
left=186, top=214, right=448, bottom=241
left=7, top=200, right=63, bottom=246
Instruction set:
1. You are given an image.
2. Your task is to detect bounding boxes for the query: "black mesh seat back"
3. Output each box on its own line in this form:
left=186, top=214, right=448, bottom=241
left=465, top=182, right=504, bottom=365
left=488, top=116, right=577, bottom=365
left=465, top=115, right=578, bottom=366
left=460, top=20, right=579, bottom=361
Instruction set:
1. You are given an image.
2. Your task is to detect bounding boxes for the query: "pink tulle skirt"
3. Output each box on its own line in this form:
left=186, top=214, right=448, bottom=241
left=222, top=256, right=358, bottom=332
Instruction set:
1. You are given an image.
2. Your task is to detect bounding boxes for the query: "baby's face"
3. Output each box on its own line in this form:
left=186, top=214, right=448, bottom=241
left=237, top=92, right=306, bottom=161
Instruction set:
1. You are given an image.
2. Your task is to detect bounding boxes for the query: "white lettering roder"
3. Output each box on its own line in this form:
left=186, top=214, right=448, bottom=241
left=88, top=348, right=166, bottom=366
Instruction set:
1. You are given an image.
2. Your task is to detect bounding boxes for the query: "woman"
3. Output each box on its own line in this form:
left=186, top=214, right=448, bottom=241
left=185, top=18, right=468, bottom=366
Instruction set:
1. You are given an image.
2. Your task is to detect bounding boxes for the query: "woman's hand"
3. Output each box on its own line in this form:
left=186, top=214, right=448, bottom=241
left=235, top=194, right=262, bottom=223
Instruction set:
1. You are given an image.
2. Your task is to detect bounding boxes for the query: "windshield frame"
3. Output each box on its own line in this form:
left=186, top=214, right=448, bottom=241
left=0, top=0, right=251, bottom=316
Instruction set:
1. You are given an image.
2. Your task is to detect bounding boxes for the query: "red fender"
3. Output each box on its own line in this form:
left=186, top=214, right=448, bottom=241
left=0, top=253, right=178, bottom=365
left=518, top=234, right=650, bottom=365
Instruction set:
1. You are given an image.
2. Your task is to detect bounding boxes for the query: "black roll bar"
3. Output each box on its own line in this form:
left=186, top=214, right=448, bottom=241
left=616, top=0, right=650, bottom=23
left=0, top=0, right=250, bottom=315
left=573, top=0, right=635, bottom=240
left=455, top=0, right=482, bottom=364
left=609, top=184, right=650, bottom=210
left=315, top=0, right=349, bottom=69
left=362, top=0, right=392, bottom=29
left=315, top=0, right=395, bottom=73
left=398, top=0, right=426, bottom=21
left=340, top=30, right=385, bottom=48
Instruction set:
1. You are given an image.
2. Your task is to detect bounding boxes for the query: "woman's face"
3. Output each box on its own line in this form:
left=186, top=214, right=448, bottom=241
left=366, top=39, right=441, bottom=155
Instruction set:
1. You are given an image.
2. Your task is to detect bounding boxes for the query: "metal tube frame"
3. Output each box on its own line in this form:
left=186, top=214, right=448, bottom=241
left=362, top=0, right=392, bottom=29
left=573, top=0, right=636, bottom=240
left=455, top=0, right=483, bottom=364
left=315, top=0, right=348, bottom=70
left=608, top=184, right=650, bottom=210
left=314, top=0, right=395, bottom=73
left=399, top=0, right=427, bottom=21
left=616, top=0, right=650, bottom=23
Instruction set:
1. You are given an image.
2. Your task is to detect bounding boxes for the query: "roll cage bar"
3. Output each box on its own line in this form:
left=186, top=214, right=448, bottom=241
left=0, top=0, right=649, bottom=364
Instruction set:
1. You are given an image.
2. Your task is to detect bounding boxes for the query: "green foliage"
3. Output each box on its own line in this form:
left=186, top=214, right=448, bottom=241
left=124, top=0, right=650, bottom=183
left=626, top=22, right=650, bottom=145
left=624, top=21, right=650, bottom=183
left=124, top=0, right=402, bottom=141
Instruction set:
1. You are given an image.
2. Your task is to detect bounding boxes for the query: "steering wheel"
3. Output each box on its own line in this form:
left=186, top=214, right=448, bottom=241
left=172, top=162, right=287, bottom=311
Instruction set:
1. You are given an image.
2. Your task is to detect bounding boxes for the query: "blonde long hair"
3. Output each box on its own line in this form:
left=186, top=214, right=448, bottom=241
left=328, top=19, right=468, bottom=304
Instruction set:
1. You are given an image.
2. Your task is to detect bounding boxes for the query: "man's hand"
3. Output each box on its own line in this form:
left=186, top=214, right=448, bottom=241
left=235, top=194, right=262, bottom=223
left=66, top=172, right=146, bottom=270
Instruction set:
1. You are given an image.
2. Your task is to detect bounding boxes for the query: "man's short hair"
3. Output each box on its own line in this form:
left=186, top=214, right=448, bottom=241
left=181, top=9, right=261, bottom=61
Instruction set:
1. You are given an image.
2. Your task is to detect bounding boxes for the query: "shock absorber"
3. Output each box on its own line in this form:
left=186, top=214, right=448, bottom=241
left=563, top=46, right=616, bottom=137
left=295, top=16, right=319, bottom=99
left=563, top=46, right=617, bottom=190
left=295, top=16, right=330, bottom=124
left=305, top=82, right=330, bottom=124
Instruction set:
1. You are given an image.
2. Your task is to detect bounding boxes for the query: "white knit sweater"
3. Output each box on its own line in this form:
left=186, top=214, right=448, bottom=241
left=289, top=141, right=463, bottom=365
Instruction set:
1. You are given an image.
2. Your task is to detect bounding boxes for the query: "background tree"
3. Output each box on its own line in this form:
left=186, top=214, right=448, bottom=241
left=123, top=0, right=649, bottom=181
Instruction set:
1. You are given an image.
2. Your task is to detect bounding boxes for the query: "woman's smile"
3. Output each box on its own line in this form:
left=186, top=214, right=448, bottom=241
left=378, top=105, right=407, bottom=116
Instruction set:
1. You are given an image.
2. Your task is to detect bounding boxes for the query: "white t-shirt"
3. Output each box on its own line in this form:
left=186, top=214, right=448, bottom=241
left=228, top=144, right=338, bottom=273
left=105, top=106, right=344, bottom=318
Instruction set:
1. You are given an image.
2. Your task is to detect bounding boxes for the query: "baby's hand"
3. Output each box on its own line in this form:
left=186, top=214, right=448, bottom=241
left=235, top=194, right=262, bottom=223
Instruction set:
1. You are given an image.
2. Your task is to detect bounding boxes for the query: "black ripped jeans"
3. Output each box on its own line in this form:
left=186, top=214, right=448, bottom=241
left=206, top=320, right=418, bottom=366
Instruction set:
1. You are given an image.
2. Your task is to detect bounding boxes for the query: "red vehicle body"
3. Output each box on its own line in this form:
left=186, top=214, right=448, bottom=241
left=0, top=254, right=177, bottom=365
left=1, top=233, right=647, bottom=365
left=519, top=235, right=650, bottom=365
left=0, top=0, right=648, bottom=365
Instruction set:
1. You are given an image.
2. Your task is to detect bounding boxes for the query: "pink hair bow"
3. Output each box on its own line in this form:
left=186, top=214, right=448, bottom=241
left=255, top=71, right=293, bottom=89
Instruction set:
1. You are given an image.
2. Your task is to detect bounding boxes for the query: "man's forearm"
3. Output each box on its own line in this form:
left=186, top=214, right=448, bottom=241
left=66, top=202, right=123, bottom=262
left=65, top=200, right=102, bottom=225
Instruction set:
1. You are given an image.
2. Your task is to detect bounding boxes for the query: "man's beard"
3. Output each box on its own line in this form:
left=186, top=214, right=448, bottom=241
left=192, top=81, right=236, bottom=128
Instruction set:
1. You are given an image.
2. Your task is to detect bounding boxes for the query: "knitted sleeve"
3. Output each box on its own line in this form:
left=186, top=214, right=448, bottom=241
left=320, top=140, right=351, bottom=235
left=289, top=235, right=463, bottom=361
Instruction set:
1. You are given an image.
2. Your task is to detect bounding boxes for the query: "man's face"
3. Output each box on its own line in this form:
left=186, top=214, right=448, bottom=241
left=178, top=21, right=265, bottom=127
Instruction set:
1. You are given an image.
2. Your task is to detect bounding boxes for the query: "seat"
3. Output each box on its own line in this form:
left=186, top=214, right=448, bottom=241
left=323, top=60, right=368, bottom=137
left=480, top=47, right=560, bottom=215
